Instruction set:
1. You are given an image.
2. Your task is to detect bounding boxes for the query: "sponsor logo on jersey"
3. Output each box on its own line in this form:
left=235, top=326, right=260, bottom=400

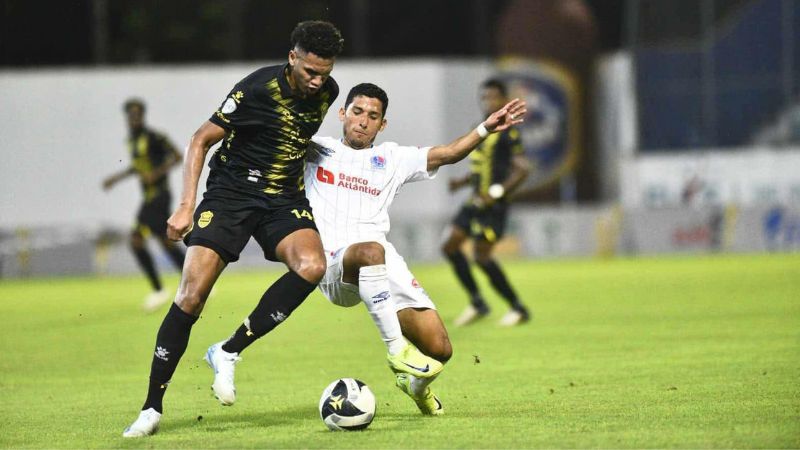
left=316, top=165, right=383, bottom=196
left=371, top=155, right=386, bottom=169
left=316, top=166, right=335, bottom=184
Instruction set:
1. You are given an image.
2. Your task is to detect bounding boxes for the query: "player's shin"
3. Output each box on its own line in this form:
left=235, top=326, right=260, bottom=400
left=222, top=270, right=316, bottom=354
left=143, top=303, right=199, bottom=413
left=359, top=264, right=406, bottom=355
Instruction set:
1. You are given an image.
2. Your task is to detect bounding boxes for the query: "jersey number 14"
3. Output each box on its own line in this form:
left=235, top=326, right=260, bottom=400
left=291, top=209, right=314, bottom=221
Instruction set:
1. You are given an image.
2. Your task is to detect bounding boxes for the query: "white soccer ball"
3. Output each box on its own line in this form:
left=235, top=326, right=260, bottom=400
left=318, top=378, right=376, bottom=431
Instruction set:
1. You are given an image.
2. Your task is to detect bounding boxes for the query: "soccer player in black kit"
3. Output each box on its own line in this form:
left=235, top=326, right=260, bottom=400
left=442, top=79, right=533, bottom=327
left=103, top=99, right=185, bottom=312
left=123, top=21, right=343, bottom=437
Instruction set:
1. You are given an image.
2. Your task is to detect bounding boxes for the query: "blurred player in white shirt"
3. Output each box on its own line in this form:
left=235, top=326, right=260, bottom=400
left=305, top=83, right=526, bottom=415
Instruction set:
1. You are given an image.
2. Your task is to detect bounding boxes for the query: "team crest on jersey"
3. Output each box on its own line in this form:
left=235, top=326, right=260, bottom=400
left=370, top=155, right=386, bottom=169
left=198, top=211, right=214, bottom=228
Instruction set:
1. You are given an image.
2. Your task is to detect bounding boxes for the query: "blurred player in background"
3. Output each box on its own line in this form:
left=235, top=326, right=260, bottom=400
left=442, top=79, right=532, bottom=327
left=305, top=82, right=526, bottom=415
left=102, top=99, right=185, bottom=312
left=123, top=21, right=343, bottom=437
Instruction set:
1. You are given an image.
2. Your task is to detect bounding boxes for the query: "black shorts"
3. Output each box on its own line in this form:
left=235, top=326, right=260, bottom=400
left=452, top=202, right=510, bottom=243
left=183, top=188, right=318, bottom=263
left=135, top=190, right=171, bottom=238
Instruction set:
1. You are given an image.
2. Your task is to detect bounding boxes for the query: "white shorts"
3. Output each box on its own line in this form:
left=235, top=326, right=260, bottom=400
left=318, top=241, right=436, bottom=311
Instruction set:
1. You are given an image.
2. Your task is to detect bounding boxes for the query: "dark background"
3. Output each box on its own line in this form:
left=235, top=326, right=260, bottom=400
left=1, top=0, right=629, bottom=66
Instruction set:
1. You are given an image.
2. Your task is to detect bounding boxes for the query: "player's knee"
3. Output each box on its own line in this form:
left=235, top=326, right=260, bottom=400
left=353, top=242, right=385, bottom=267
left=294, top=255, right=327, bottom=284
left=174, top=288, right=205, bottom=315
left=428, top=335, right=453, bottom=363
left=474, top=253, right=493, bottom=267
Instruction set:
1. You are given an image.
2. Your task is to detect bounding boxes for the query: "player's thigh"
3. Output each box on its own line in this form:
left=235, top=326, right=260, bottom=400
left=175, top=245, right=227, bottom=314
left=471, top=203, right=510, bottom=246
left=318, top=247, right=361, bottom=308
left=443, top=208, right=472, bottom=251
left=474, top=239, right=497, bottom=262
left=138, top=191, right=171, bottom=240
left=397, top=308, right=452, bottom=362
left=341, top=241, right=386, bottom=283
left=253, top=197, right=321, bottom=262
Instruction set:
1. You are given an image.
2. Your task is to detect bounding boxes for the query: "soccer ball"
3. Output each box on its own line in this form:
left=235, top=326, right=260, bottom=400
left=318, top=378, right=376, bottom=431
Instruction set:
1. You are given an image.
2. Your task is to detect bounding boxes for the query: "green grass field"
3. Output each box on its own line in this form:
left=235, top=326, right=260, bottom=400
left=1, top=253, right=798, bottom=448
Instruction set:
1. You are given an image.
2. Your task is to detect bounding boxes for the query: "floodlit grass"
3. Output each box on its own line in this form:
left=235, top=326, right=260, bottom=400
left=0, top=253, right=798, bottom=448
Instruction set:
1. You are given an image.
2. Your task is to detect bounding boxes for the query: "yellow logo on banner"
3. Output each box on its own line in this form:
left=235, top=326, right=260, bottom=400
left=198, top=211, right=214, bottom=228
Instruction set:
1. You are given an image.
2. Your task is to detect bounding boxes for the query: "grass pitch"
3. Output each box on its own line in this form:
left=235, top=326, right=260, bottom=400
left=0, top=253, right=798, bottom=448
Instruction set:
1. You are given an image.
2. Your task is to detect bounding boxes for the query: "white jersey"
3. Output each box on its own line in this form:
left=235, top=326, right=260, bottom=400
left=304, top=136, right=437, bottom=252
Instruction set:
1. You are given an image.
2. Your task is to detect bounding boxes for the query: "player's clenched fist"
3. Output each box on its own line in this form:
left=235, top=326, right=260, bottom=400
left=166, top=207, right=193, bottom=241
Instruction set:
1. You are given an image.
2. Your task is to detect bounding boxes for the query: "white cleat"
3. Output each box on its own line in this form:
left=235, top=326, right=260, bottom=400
left=122, top=408, right=161, bottom=437
left=453, top=305, right=489, bottom=327
left=204, top=341, right=241, bottom=406
left=498, top=308, right=530, bottom=326
left=143, top=288, right=171, bottom=313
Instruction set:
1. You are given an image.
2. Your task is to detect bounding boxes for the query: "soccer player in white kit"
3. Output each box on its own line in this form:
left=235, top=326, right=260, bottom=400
left=304, top=83, right=526, bottom=415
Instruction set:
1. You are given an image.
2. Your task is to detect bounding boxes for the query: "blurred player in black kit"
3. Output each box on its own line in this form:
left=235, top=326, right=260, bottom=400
left=103, top=99, right=185, bottom=312
left=442, top=79, right=532, bottom=327
left=123, top=21, right=344, bottom=437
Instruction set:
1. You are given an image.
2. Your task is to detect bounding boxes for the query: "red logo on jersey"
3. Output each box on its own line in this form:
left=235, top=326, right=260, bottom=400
left=316, top=166, right=334, bottom=184
left=317, top=165, right=383, bottom=196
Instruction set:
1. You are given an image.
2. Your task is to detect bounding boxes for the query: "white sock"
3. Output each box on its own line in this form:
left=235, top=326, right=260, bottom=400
left=359, top=265, right=406, bottom=355
left=410, top=373, right=439, bottom=397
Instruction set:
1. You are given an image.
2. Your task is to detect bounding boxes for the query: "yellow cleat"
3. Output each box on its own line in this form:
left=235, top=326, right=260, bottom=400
left=395, top=373, right=444, bottom=416
left=386, top=343, right=443, bottom=378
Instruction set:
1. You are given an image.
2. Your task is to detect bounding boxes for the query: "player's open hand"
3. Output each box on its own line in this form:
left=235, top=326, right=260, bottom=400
left=166, top=206, right=194, bottom=241
left=483, top=98, right=527, bottom=133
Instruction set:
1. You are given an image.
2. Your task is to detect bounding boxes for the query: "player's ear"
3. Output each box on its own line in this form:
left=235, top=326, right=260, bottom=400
left=288, top=49, right=297, bottom=68
left=338, top=107, right=346, bottom=122
left=379, top=118, right=387, bottom=132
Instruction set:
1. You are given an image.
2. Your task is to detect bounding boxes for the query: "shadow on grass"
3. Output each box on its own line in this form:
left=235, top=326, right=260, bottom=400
left=162, top=403, right=431, bottom=435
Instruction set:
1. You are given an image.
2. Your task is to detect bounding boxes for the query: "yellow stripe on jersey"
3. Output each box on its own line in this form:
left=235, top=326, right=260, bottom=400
left=469, top=133, right=500, bottom=195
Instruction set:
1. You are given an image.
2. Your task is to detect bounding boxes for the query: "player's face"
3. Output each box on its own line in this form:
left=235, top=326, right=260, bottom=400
left=288, top=48, right=335, bottom=97
left=339, top=95, right=386, bottom=149
left=480, top=86, right=506, bottom=117
left=126, top=106, right=144, bottom=131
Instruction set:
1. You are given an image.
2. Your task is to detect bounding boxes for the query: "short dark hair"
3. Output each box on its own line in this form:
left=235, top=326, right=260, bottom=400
left=290, top=21, right=344, bottom=58
left=123, top=98, right=146, bottom=114
left=481, top=78, right=507, bottom=97
left=345, top=83, right=389, bottom=117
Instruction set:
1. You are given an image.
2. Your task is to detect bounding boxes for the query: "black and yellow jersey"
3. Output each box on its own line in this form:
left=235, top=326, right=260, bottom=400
left=128, top=128, right=173, bottom=201
left=468, top=127, right=524, bottom=198
left=208, top=63, right=338, bottom=198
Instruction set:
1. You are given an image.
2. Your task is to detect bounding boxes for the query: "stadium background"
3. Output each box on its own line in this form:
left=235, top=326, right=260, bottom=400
left=0, top=1, right=798, bottom=448
left=1, top=0, right=798, bottom=277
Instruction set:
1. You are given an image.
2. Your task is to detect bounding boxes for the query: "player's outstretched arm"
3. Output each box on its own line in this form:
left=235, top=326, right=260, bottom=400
left=166, top=120, right=225, bottom=241
left=101, top=167, right=135, bottom=191
left=426, top=98, right=526, bottom=172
